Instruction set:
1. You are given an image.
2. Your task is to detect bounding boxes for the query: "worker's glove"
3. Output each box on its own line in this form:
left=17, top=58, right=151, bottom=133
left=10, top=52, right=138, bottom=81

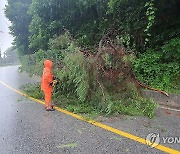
left=50, top=76, right=59, bottom=87
left=52, top=79, right=58, bottom=87
left=50, top=79, right=58, bottom=87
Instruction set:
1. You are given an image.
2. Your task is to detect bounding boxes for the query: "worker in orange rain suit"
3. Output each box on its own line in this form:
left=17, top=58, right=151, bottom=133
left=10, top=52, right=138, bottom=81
left=41, top=60, right=55, bottom=111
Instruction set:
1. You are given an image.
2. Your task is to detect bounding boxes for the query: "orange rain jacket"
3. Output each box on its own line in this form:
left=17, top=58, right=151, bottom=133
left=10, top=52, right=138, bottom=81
left=41, top=60, right=53, bottom=93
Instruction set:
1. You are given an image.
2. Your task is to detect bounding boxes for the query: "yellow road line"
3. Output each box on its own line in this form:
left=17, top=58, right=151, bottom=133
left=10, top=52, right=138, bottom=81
left=0, top=80, right=179, bottom=154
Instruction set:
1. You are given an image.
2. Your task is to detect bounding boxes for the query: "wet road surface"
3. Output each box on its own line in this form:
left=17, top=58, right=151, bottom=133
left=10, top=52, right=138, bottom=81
left=0, top=66, right=179, bottom=154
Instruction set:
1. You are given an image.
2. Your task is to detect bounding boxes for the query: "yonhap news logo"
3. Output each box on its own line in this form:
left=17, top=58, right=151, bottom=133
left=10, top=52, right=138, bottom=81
left=146, top=133, right=180, bottom=148
left=146, top=133, right=160, bottom=147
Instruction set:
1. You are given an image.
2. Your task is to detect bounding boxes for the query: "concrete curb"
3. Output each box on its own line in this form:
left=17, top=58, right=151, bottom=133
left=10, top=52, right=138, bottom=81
left=142, top=90, right=180, bottom=109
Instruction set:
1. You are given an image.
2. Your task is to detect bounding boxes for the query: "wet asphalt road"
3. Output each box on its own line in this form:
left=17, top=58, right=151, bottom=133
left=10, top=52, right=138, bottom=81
left=0, top=66, right=179, bottom=154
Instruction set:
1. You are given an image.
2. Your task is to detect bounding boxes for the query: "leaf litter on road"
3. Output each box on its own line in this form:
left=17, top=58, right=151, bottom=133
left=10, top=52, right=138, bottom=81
left=56, top=142, right=78, bottom=149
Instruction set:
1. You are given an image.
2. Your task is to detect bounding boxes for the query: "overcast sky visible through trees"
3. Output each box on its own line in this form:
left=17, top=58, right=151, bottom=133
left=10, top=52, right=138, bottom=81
left=0, top=0, right=13, bottom=56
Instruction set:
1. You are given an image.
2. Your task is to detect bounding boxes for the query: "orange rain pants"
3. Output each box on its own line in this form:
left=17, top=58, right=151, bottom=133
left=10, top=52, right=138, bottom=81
left=44, top=92, right=52, bottom=108
left=41, top=60, right=54, bottom=109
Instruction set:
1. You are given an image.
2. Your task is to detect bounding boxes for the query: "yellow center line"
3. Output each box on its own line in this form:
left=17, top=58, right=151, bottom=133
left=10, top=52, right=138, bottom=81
left=0, top=80, right=179, bottom=154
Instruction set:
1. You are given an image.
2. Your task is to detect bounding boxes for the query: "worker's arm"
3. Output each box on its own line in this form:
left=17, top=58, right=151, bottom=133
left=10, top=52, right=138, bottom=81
left=44, top=71, right=53, bottom=86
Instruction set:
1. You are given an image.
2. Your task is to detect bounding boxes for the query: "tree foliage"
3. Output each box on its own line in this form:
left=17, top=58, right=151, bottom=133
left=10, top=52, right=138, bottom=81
left=5, top=0, right=32, bottom=55
left=5, top=0, right=180, bottom=117
left=0, top=47, right=19, bottom=65
left=5, top=0, right=180, bottom=54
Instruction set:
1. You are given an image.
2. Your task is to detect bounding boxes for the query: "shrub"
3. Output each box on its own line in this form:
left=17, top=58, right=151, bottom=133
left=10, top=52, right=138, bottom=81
left=133, top=38, right=180, bottom=92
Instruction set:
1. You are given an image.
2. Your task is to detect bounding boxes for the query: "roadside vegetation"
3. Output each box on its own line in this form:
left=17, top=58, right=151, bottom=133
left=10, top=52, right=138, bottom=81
left=6, top=0, right=180, bottom=118
left=0, top=47, right=19, bottom=66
